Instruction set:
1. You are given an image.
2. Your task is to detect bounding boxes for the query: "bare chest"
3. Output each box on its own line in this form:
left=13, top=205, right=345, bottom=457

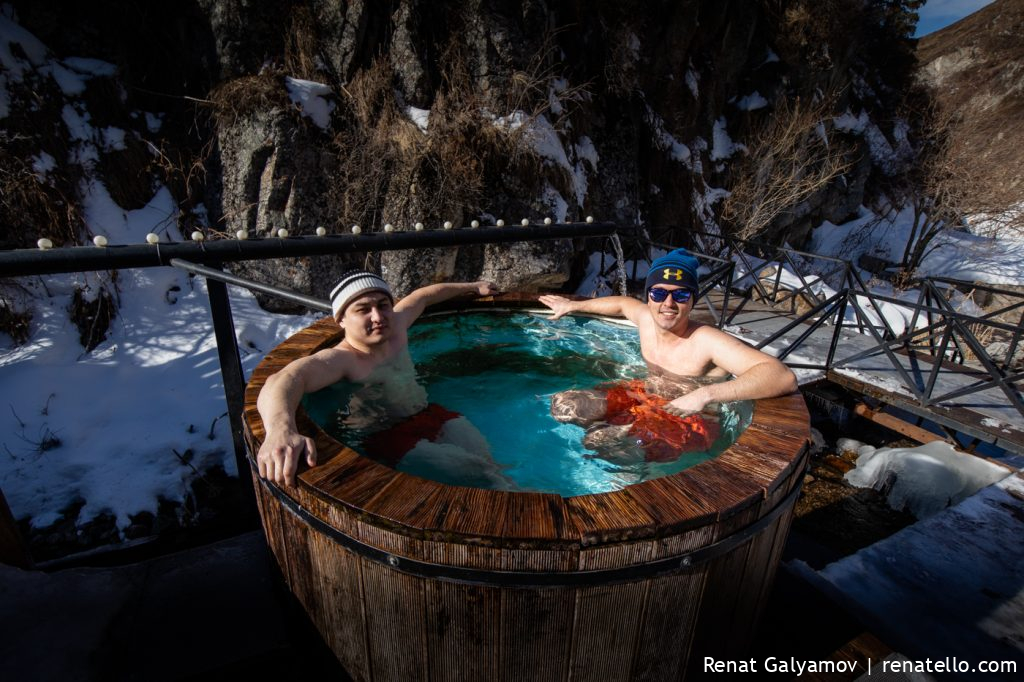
left=638, top=327, right=715, bottom=377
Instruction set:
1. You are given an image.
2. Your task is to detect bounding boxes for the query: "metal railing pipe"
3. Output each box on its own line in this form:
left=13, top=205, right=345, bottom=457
left=170, top=259, right=332, bottom=313
left=0, top=222, right=622, bottom=277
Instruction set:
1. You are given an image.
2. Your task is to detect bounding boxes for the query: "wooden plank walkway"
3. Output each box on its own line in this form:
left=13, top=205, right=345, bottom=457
left=695, top=291, right=1024, bottom=456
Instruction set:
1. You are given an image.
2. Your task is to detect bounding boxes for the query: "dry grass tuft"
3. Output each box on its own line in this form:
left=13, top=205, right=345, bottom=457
left=327, top=30, right=587, bottom=230
left=69, top=280, right=118, bottom=352
left=0, top=137, right=83, bottom=248
left=0, top=296, right=32, bottom=345
left=721, top=94, right=855, bottom=241
left=208, top=72, right=291, bottom=129
left=284, top=5, right=322, bottom=81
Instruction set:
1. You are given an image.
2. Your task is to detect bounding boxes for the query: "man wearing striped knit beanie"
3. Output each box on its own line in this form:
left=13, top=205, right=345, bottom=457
left=257, top=271, right=502, bottom=488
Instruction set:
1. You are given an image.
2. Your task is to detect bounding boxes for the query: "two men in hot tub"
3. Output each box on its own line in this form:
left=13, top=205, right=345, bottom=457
left=256, top=271, right=506, bottom=487
left=539, top=247, right=797, bottom=462
left=257, top=249, right=796, bottom=486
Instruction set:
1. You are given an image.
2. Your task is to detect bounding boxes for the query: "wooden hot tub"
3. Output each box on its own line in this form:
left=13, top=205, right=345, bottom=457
left=242, top=294, right=810, bottom=681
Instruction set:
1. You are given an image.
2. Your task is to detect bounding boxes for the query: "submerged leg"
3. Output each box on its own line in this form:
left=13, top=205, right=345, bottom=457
left=550, top=389, right=608, bottom=426
left=582, top=424, right=646, bottom=465
left=398, top=415, right=518, bottom=490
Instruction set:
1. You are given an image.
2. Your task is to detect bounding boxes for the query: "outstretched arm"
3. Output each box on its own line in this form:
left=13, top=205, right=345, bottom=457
left=538, top=294, right=647, bottom=325
left=667, top=328, right=797, bottom=415
left=256, top=350, right=347, bottom=486
left=394, top=281, right=498, bottom=327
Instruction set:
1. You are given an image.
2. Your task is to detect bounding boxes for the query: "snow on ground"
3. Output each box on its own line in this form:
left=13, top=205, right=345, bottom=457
left=810, top=205, right=1024, bottom=287
left=734, top=91, right=768, bottom=111
left=843, top=440, right=1011, bottom=518
left=0, top=183, right=317, bottom=532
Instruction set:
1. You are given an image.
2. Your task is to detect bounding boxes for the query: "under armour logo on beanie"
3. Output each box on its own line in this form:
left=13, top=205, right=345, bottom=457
left=645, top=248, right=700, bottom=295
left=330, top=270, right=393, bottom=318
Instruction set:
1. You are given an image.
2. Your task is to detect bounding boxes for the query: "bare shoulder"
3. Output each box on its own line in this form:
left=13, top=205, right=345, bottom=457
left=618, top=296, right=650, bottom=323
left=278, top=343, right=354, bottom=387
left=689, top=323, right=746, bottom=345
left=692, top=324, right=784, bottom=376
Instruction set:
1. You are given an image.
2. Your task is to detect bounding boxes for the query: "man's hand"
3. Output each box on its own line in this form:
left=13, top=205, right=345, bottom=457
left=475, top=281, right=499, bottom=296
left=538, top=294, right=576, bottom=320
left=665, top=387, right=711, bottom=417
left=257, top=429, right=317, bottom=487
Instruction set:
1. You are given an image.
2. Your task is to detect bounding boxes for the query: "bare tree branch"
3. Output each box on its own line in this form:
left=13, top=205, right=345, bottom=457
left=721, top=95, right=855, bottom=241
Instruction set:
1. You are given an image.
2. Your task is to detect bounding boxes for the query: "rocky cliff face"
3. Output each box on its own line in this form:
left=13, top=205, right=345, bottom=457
left=3, top=0, right=918, bottom=299
left=916, top=0, right=1024, bottom=211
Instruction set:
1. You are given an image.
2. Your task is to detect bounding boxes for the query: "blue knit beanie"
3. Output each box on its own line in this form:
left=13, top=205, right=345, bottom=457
left=645, top=248, right=700, bottom=295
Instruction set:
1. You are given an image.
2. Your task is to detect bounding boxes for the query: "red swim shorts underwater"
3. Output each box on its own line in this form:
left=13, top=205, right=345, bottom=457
left=600, top=380, right=720, bottom=463
left=361, top=403, right=461, bottom=467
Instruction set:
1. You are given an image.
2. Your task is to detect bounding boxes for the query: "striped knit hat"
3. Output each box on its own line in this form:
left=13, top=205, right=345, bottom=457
left=330, top=270, right=393, bottom=318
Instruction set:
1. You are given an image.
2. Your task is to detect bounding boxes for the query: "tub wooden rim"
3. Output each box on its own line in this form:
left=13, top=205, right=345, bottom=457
left=242, top=293, right=810, bottom=554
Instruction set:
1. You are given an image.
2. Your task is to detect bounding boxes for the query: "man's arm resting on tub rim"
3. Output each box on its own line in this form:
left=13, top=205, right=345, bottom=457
left=255, top=349, right=351, bottom=487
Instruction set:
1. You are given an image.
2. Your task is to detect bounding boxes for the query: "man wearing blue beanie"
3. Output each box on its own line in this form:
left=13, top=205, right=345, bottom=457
left=540, top=247, right=796, bottom=421
left=645, top=248, right=701, bottom=299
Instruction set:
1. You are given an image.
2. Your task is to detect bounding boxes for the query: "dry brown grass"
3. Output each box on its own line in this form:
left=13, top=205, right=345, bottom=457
left=0, top=295, right=32, bottom=345
left=721, top=94, right=855, bottom=241
left=69, top=279, right=118, bottom=352
left=327, top=34, right=577, bottom=230
left=0, top=137, right=83, bottom=248
left=204, top=19, right=588, bottom=234
left=284, top=5, right=321, bottom=81
left=207, top=72, right=291, bottom=129
left=770, top=0, right=861, bottom=71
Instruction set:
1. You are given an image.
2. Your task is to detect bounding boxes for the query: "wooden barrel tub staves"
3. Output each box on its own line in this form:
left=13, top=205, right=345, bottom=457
left=242, top=295, right=811, bottom=682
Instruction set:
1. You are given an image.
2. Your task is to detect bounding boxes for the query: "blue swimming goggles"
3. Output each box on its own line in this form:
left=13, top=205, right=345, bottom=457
left=647, top=287, right=694, bottom=303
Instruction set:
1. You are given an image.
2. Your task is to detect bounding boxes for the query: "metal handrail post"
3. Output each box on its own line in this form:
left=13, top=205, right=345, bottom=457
left=1008, top=310, right=1024, bottom=371
left=205, top=274, right=257, bottom=516
left=720, top=261, right=735, bottom=329
left=948, top=318, right=1024, bottom=416
left=776, top=298, right=845, bottom=363
left=844, top=295, right=926, bottom=401
left=824, top=291, right=850, bottom=369
left=922, top=324, right=955, bottom=405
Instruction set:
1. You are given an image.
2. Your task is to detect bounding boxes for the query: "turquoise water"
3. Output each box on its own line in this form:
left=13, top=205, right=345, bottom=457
left=302, top=312, right=751, bottom=496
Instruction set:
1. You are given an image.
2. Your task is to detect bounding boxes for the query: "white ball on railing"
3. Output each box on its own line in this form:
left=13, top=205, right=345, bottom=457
left=415, top=222, right=424, bottom=231
left=191, top=231, right=204, bottom=242
left=496, top=219, right=505, bottom=227
left=443, top=220, right=453, bottom=230
left=37, top=238, right=53, bottom=250
left=521, top=218, right=530, bottom=227
left=93, top=235, right=109, bottom=247
left=145, top=233, right=159, bottom=244
left=352, top=225, right=362, bottom=235
left=471, top=220, right=480, bottom=228
left=384, top=223, right=394, bottom=233
left=277, top=228, right=289, bottom=238
left=586, top=216, right=594, bottom=224
left=544, top=217, right=552, bottom=225
left=316, top=226, right=327, bottom=236
left=236, top=229, right=248, bottom=240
